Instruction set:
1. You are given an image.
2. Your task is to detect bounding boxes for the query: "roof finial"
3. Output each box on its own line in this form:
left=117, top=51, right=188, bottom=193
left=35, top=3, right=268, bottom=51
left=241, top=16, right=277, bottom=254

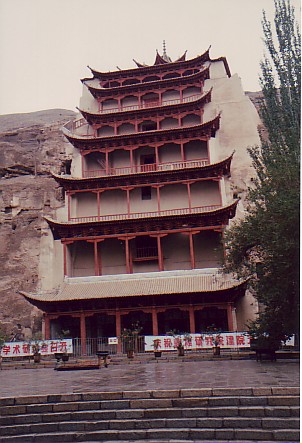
left=163, top=40, right=167, bottom=57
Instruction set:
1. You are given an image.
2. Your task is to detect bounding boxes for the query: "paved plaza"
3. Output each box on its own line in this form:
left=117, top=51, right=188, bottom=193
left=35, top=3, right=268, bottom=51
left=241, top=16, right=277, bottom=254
left=0, top=358, right=299, bottom=398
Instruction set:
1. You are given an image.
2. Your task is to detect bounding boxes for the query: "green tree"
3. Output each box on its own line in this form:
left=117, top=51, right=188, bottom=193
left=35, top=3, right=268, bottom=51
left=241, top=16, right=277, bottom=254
left=224, top=0, right=300, bottom=345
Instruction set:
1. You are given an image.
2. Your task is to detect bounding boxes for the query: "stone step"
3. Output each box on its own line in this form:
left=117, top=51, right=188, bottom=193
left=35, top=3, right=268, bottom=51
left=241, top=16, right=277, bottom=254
left=0, top=427, right=300, bottom=442
left=0, top=405, right=299, bottom=426
left=0, top=416, right=300, bottom=436
left=0, top=388, right=299, bottom=442
left=0, top=386, right=299, bottom=406
left=0, top=395, right=299, bottom=417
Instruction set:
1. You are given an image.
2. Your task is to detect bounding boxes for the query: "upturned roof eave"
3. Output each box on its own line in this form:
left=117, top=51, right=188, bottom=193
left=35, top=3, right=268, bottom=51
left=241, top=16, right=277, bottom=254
left=82, top=64, right=210, bottom=98
left=19, top=271, right=248, bottom=306
left=78, top=88, right=212, bottom=124
left=84, top=48, right=211, bottom=81
left=51, top=151, right=234, bottom=188
left=44, top=200, right=238, bottom=231
left=63, top=115, right=221, bottom=149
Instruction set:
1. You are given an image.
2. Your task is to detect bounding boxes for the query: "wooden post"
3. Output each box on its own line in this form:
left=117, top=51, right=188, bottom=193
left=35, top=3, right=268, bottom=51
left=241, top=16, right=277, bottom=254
left=157, top=236, right=164, bottom=271
left=105, top=150, right=109, bottom=175
left=116, top=311, right=122, bottom=353
left=189, top=232, right=195, bottom=269
left=180, top=142, right=185, bottom=161
left=187, top=182, right=192, bottom=211
left=63, top=243, right=67, bottom=277
left=80, top=313, right=87, bottom=355
left=152, top=307, right=159, bottom=336
left=97, top=191, right=101, bottom=220
left=189, top=306, right=196, bottom=334
left=67, top=192, right=71, bottom=221
left=227, top=304, right=234, bottom=332
left=44, top=315, right=51, bottom=340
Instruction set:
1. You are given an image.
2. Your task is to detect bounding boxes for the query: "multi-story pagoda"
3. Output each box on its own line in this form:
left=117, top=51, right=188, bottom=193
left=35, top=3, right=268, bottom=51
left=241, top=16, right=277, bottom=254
left=22, top=46, right=260, bottom=353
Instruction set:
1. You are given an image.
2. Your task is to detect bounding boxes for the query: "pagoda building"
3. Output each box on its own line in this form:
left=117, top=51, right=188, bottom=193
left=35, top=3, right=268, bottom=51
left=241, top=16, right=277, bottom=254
left=22, top=46, right=260, bottom=353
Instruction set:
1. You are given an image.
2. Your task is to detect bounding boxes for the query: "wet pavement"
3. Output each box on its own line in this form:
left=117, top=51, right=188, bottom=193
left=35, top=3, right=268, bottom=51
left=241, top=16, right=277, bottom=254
left=0, top=358, right=299, bottom=398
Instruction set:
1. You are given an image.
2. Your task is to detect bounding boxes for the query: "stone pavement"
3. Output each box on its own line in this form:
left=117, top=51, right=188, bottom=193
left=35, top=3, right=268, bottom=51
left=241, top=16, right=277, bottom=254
left=0, top=358, right=299, bottom=398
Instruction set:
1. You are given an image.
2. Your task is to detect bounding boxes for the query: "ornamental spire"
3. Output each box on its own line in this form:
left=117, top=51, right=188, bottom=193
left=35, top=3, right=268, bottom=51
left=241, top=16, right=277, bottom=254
left=162, top=40, right=172, bottom=63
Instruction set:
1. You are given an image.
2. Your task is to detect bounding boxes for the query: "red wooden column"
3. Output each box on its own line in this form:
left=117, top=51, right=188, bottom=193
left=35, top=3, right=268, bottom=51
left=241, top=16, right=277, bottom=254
left=81, top=153, right=85, bottom=177
left=180, top=142, right=185, bottom=161
left=152, top=307, right=159, bottom=336
left=217, top=177, right=223, bottom=206
left=67, top=192, right=72, bottom=221
left=44, top=315, right=51, bottom=340
left=157, top=236, right=163, bottom=271
left=121, top=187, right=133, bottom=215
left=97, top=191, right=102, bottom=220
left=105, top=150, right=109, bottom=175
left=153, top=185, right=163, bottom=213
left=188, top=306, right=196, bottom=334
left=186, top=182, right=192, bottom=211
left=180, top=88, right=183, bottom=103
left=87, top=239, right=104, bottom=276
left=154, top=144, right=159, bottom=169
left=80, top=313, right=87, bottom=355
left=115, top=311, right=122, bottom=353
left=63, top=241, right=73, bottom=277
left=119, top=236, right=135, bottom=273
left=227, top=304, right=234, bottom=332
left=129, top=148, right=134, bottom=172
left=189, top=232, right=196, bottom=269
left=150, top=234, right=167, bottom=271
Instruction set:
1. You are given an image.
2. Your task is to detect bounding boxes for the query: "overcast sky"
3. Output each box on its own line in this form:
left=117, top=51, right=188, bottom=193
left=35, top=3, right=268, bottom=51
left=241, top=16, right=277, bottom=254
left=0, top=0, right=300, bottom=115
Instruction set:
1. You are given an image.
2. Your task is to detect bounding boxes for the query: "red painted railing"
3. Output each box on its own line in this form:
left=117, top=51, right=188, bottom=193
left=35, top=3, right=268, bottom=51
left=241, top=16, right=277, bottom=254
left=100, top=94, right=202, bottom=114
left=69, top=204, right=221, bottom=224
left=83, top=158, right=209, bottom=178
left=63, top=94, right=203, bottom=135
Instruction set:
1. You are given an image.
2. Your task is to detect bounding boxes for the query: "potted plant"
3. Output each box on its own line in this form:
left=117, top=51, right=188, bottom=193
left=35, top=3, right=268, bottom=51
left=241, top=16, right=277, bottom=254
left=176, top=339, right=185, bottom=356
left=204, top=325, right=222, bottom=356
left=168, top=331, right=191, bottom=357
left=121, top=322, right=142, bottom=358
left=212, top=334, right=221, bottom=356
left=152, top=339, right=162, bottom=358
left=32, top=342, right=41, bottom=363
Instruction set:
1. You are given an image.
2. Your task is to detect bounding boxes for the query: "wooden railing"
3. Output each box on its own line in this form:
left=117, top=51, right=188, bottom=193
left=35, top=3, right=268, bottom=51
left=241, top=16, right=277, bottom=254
left=69, top=204, right=221, bottom=224
left=63, top=94, right=203, bottom=136
left=99, top=94, right=202, bottom=114
left=83, top=158, right=209, bottom=178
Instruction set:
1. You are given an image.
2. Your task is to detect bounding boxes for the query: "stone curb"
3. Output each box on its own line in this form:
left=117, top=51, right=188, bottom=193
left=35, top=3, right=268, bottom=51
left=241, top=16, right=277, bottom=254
left=0, top=386, right=299, bottom=406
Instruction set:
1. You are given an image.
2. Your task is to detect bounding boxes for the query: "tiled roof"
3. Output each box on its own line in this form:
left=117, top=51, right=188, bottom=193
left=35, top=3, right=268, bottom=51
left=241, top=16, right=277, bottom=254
left=20, top=270, right=246, bottom=303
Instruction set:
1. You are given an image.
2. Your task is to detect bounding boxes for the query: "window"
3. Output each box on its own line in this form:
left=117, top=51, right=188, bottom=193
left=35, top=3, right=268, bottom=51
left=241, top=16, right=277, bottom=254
left=141, top=186, right=152, bottom=200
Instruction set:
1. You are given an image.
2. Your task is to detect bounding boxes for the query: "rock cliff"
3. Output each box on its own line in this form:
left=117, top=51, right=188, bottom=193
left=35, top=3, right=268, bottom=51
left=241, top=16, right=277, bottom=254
left=0, top=109, right=75, bottom=338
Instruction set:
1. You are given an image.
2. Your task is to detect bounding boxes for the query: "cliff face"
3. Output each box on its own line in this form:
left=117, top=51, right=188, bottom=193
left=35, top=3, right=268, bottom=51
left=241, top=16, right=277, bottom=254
left=0, top=109, right=75, bottom=338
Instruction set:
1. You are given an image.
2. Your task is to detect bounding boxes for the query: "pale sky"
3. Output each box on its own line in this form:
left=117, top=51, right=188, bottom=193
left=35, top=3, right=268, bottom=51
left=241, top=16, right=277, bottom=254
left=0, top=0, right=300, bottom=115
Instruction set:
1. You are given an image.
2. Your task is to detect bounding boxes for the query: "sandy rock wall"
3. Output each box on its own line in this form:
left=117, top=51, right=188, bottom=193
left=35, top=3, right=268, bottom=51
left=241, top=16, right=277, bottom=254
left=0, top=109, right=75, bottom=338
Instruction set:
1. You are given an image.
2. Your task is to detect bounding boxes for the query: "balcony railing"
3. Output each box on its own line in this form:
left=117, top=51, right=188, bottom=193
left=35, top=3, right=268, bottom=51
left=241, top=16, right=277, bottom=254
left=133, top=246, right=158, bottom=261
left=63, top=94, right=203, bottom=135
left=99, top=94, right=202, bottom=114
left=83, top=158, right=209, bottom=178
left=69, top=204, right=221, bottom=224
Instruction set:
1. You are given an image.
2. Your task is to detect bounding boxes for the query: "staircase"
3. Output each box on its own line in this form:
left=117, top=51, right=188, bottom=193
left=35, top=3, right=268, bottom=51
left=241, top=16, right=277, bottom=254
left=0, top=387, right=299, bottom=442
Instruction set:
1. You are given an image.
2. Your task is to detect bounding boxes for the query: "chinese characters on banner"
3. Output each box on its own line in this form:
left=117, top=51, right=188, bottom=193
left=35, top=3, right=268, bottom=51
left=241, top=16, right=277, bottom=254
left=145, top=332, right=251, bottom=352
left=0, top=339, right=73, bottom=358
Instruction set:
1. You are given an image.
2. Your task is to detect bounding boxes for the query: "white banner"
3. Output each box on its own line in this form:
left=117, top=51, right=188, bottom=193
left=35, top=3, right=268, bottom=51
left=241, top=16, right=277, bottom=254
left=145, top=332, right=251, bottom=352
left=1, top=339, right=73, bottom=358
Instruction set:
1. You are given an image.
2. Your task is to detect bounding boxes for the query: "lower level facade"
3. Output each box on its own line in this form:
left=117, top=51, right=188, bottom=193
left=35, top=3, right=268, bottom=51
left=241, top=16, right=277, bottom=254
left=23, top=269, right=251, bottom=354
